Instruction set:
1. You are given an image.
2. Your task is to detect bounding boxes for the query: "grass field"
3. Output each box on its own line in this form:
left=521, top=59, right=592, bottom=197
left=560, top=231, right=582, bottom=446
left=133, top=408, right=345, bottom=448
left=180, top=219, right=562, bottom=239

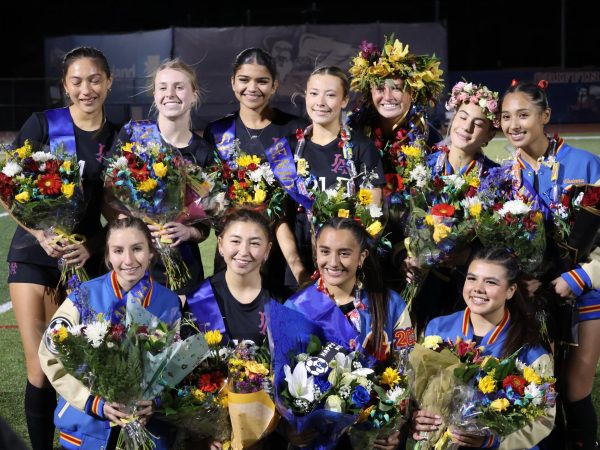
left=0, top=132, right=599, bottom=447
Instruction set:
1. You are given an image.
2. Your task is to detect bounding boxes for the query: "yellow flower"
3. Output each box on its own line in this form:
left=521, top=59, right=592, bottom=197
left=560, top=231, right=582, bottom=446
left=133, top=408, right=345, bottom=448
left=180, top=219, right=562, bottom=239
left=468, top=177, right=480, bottom=188
left=215, top=391, right=228, bottom=408
left=204, top=330, right=223, bottom=346
left=14, top=191, right=30, bottom=203
left=61, top=161, right=72, bottom=172
left=122, top=142, right=134, bottom=153
left=358, top=188, right=372, bottom=206
left=523, top=366, right=542, bottom=385
left=425, top=215, right=435, bottom=226
left=253, top=189, right=267, bottom=204
left=296, top=158, right=309, bottom=176
left=490, top=398, right=510, bottom=412
left=400, top=145, right=422, bottom=158
left=237, top=154, right=261, bottom=168
left=245, top=361, right=269, bottom=376
left=138, top=178, right=157, bottom=192
left=337, top=209, right=350, bottom=218
left=478, top=375, right=497, bottom=394
left=366, top=220, right=383, bottom=237
left=192, top=388, right=206, bottom=402
left=55, top=326, right=68, bottom=342
left=15, top=141, right=32, bottom=159
left=229, top=358, right=245, bottom=368
left=433, top=223, right=451, bottom=243
left=423, top=335, right=443, bottom=350
left=153, top=162, right=167, bottom=178
left=61, top=183, right=75, bottom=199
left=358, top=405, right=375, bottom=423
left=380, top=367, right=400, bottom=387
left=469, top=203, right=482, bottom=219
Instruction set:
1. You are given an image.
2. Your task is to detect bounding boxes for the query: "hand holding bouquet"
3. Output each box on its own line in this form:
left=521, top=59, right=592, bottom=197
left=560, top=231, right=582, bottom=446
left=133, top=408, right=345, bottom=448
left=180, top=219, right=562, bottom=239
left=0, top=140, right=89, bottom=291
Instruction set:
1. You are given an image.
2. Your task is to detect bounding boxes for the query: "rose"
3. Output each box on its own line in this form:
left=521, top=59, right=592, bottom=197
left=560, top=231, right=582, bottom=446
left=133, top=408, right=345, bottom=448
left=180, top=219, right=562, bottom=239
left=502, top=375, right=527, bottom=396
left=324, top=394, right=345, bottom=413
left=423, top=335, right=443, bottom=350
left=351, top=385, right=371, bottom=408
left=487, top=99, right=498, bottom=112
left=490, top=398, right=510, bottom=412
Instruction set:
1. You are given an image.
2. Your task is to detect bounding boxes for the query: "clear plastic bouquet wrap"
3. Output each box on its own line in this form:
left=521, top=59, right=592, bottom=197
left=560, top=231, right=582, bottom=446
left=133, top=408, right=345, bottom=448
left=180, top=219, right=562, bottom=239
left=51, top=291, right=210, bottom=450
left=161, top=327, right=232, bottom=447
left=104, top=140, right=191, bottom=290
left=0, top=139, right=89, bottom=291
left=227, top=340, right=279, bottom=449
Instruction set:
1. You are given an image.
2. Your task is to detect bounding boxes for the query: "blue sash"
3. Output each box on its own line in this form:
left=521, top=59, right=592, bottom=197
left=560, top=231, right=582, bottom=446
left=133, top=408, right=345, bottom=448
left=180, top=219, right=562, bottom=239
left=518, top=177, right=553, bottom=221
left=126, top=120, right=161, bottom=146
left=211, top=116, right=237, bottom=163
left=186, top=279, right=227, bottom=335
left=287, top=284, right=359, bottom=349
left=44, top=108, right=76, bottom=156
left=265, top=137, right=314, bottom=210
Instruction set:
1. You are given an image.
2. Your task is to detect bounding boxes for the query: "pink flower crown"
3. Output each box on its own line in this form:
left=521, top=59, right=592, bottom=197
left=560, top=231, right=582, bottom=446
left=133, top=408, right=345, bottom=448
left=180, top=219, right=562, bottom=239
left=446, top=81, right=500, bottom=128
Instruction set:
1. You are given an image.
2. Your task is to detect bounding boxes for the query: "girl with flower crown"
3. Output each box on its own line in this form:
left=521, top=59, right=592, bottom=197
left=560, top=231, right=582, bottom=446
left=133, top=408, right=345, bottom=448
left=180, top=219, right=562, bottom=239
left=501, top=81, right=600, bottom=449
left=283, top=216, right=414, bottom=449
left=105, top=59, right=212, bottom=297
left=38, top=216, right=182, bottom=450
left=413, top=247, right=554, bottom=449
left=4, top=47, right=119, bottom=450
left=346, top=37, right=445, bottom=288
left=407, top=81, right=501, bottom=332
left=274, top=66, right=385, bottom=291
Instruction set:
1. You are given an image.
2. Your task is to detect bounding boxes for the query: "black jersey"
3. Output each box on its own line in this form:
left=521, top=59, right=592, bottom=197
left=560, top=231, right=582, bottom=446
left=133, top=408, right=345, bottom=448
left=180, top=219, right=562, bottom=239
left=204, top=108, right=308, bottom=159
left=209, top=270, right=269, bottom=345
left=109, top=123, right=213, bottom=295
left=7, top=112, right=118, bottom=270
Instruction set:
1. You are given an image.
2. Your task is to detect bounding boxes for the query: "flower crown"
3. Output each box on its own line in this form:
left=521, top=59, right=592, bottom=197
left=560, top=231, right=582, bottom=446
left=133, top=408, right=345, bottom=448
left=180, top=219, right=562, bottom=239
left=349, top=35, right=445, bottom=107
left=446, top=81, right=500, bottom=128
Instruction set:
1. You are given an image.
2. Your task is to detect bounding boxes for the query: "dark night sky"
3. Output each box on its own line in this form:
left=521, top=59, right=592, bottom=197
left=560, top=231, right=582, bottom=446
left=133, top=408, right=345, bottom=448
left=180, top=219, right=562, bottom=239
left=0, top=0, right=598, bottom=78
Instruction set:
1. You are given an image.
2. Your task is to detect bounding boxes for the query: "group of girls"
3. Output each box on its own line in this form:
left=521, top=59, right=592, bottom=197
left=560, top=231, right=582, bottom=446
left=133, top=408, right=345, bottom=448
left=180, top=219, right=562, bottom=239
left=3, top=37, right=599, bottom=450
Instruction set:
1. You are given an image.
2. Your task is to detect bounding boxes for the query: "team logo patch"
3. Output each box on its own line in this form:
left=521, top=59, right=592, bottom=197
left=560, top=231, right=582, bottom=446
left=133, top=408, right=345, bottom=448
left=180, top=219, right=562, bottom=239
left=304, top=341, right=348, bottom=376
left=44, top=316, right=73, bottom=355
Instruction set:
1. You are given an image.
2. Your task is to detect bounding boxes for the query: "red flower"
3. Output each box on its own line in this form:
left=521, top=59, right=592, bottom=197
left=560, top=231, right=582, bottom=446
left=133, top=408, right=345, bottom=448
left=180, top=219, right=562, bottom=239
left=384, top=173, right=404, bottom=194
left=581, top=187, right=600, bottom=208
left=247, top=163, right=258, bottom=171
left=237, top=170, right=246, bottom=180
left=130, top=164, right=149, bottom=181
left=0, top=173, right=15, bottom=201
left=295, top=128, right=305, bottom=141
left=22, top=158, right=38, bottom=173
left=465, top=186, right=477, bottom=198
left=137, top=325, right=148, bottom=335
left=110, top=323, right=126, bottom=340
left=492, top=203, right=504, bottom=211
left=431, top=203, right=455, bottom=217
left=456, top=340, right=471, bottom=358
left=44, top=160, right=60, bottom=174
left=37, top=173, right=62, bottom=195
left=198, top=371, right=225, bottom=393
left=502, top=375, right=527, bottom=396
left=432, top=176, right=445, bottom=191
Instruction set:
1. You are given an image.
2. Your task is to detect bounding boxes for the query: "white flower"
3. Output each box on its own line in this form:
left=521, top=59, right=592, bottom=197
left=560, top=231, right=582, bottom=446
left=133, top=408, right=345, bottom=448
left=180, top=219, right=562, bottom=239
left=324, top=394, right=344, bottom=412
left=106, top=342, right=115, bottom=349
left=83, top=321, right=109, bottom=348
left=498, top=199, right=531, bottom=217
left=1, top=161, right=22, bottom=177
left=460, top=196, right=482, bottom=209
left=68, top=324, right=85, bottom=337
left=478, top=98, right=488, bottom=109
left=463, top=83, right=474, bottom=93
left=325, top=188, right=339, bottom=199
left=113, top=156, right=129, bottom=170
left=260, top=164, right=275, bottom=185
left=524, top=382, right=543, bottom=405
left=443, top=174, right=466, bottom=189
left=284, top=363, right=315, bottom=402
left=368, top=204, right=383, bottom=218
left=31, top=151, right=56, bottom=162
left=410, top=164, right=430, bottom=188
left=387, top=385, right=406, bottom=403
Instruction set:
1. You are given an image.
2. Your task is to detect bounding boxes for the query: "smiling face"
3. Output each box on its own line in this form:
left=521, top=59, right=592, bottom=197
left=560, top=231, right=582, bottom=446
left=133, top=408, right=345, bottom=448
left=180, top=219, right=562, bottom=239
left=63, top=57, right=112, bottom=116
left=153, top=67, right=198, bottom=121
left=107, top=227, right=154, bottom=292
left=501, top=91, right=550, bottom=151
left=449, top=102, right=495, bottom=155
left=218, top=220, right=272, bottom=277
left=370, top=78, right=412, bottom=121
left=231, top=62, right=278, bottom=112
left=463, top=259, right=516, bottom=323
left=305, top=73, right=349, bottom=128
left=316, top=227, right=367, bottom=294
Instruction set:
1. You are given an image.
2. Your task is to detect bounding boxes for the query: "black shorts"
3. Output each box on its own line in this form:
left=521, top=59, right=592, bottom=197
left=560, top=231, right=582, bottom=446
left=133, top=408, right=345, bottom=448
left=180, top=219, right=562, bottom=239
left=7, top=261, right=61, bottom=287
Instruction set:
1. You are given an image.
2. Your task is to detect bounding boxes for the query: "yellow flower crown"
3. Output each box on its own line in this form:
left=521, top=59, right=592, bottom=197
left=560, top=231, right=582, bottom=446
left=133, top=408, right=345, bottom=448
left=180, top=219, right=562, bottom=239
left=349, top=35, right=445, bottom=107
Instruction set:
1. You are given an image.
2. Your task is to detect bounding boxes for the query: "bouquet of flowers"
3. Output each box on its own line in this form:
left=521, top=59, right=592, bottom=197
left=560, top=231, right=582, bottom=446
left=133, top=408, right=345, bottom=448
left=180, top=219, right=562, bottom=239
left=227, top=340, right=279, bottom=449
left=409, top=336, right=486, bottom=450
left=0, top=140, right=89, bottom=290
left=161, top=327, right=232, bottom=447
left=214, top=139, right=285, bottom=220
left=475, top=166, right=546, bottom=275
left=269, top=300, right=376, bottom=449
left=383, top=143, right=428, bottom=211
left=178, top=162, right=228, bottom=225
left=402, top=168, right=481, bottom=306
left=103, top=140, right=191, bottom=289
left=348, top=349, right=411, bottom=449
left=51, top=292, right=210, bottom=450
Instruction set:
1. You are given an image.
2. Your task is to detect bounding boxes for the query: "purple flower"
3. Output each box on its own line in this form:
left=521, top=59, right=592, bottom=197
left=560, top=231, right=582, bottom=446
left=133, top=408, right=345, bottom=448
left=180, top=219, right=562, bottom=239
left=359, top=40, right=379, bottom=59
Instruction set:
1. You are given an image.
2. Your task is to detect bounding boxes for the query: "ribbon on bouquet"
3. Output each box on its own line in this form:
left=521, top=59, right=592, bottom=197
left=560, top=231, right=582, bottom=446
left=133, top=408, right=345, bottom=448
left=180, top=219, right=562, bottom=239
left=48, top=228, right=86, bottom=247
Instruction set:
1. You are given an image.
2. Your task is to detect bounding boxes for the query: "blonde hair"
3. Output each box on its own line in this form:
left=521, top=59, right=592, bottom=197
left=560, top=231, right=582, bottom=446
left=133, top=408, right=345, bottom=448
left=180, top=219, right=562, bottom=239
left=147, top=58, right=202, bottom=118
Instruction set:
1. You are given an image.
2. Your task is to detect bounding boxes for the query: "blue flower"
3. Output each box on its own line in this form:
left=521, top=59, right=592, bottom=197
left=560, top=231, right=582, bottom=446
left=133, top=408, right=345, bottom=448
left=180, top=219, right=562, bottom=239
left=351, top=385, right=371, bottom=408
left=314, top=377, right=331, bottom=394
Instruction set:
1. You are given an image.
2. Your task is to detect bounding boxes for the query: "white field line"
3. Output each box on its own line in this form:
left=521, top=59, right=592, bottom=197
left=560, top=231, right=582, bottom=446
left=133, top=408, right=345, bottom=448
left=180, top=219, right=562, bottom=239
left=0, top=302, right=12, bottom=314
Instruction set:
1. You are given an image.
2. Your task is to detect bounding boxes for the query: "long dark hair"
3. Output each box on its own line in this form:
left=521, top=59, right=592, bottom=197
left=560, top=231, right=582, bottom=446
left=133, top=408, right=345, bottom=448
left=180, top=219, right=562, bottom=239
left=469, top=247, right=544, bottom=357
left=503, top=81, right=550, bottom=113
left=317, top=217, right=388, bottom=352
left=232, top=47, right=278, bottom=82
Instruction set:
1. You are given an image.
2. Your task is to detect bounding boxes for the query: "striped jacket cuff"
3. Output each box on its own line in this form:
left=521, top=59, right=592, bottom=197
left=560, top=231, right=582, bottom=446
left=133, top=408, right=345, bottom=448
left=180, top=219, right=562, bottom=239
left=561, top=267, right=592, bottom=296
left=84, top=395, right=105, bottom=419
